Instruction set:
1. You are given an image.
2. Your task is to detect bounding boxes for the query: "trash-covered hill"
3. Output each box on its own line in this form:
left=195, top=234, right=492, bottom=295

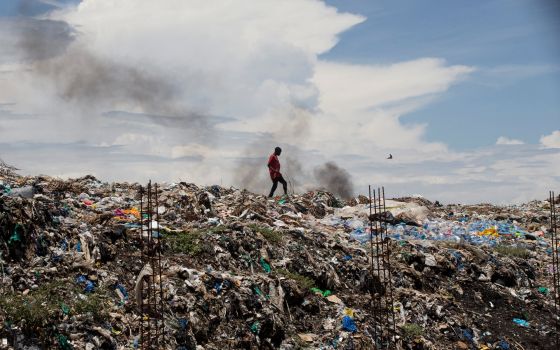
left=0, top=171, right=558, bottom=350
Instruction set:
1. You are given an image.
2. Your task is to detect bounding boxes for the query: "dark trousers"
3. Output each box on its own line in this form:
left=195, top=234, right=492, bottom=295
left=269, top=174, right=287, bottom=197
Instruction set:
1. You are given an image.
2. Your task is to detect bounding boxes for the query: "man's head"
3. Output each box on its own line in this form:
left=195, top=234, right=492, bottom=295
left=274, top=146, right=282, bottom=156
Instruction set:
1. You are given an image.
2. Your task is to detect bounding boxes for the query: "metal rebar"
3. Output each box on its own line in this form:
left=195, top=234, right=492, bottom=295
left=373, top=189, right=384, bottom=343
left=368, top=185, right=378, bottom=341
left=381, top=187, right=397, bottom=341
left=366, top=186, right=398, bottom=348
left=548, top=191, right=560, bottom=348
left=147, top=181, right=153, bottom=348
left=556, top=192, right=560, bottom=348
left=155, top=183, right=165, bottom=344
left=138, top=181, right=166, bottom=349
left=376, top=187, right=389, bottom=347
left=139, top=184, right=145, bottom=349
left=377, top=187, right=391, bottom=349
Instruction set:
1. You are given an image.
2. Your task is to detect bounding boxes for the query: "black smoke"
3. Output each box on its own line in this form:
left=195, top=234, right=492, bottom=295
left=313, top=161, right=354, bottom=199
left=13, top=16, right=208, bottom=132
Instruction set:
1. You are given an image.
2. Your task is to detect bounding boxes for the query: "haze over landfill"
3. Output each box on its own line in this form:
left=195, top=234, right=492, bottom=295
left=1, top=0, right=559, bottom=204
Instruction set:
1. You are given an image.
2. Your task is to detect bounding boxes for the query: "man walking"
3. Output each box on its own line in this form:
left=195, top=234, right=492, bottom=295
left=267, top=146, right=287, bottom=198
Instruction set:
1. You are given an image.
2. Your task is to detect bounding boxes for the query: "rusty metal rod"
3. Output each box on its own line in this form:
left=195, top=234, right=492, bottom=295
left=551, top=191, right=559, bottom=347
left=382, top=186, right=397, bottom=341
left=155, top=183, right=165, bottom=344
left=368, top=185, right=378, bottom=341
left=373, top=189, right=384, bottom=344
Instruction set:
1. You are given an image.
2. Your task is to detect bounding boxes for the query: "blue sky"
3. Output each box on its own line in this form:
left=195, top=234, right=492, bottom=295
left=0, top=0, right=559, bottom=203
left=323, top=0, right=560, bottom=149
left=0, top=0, right=80, bottom=16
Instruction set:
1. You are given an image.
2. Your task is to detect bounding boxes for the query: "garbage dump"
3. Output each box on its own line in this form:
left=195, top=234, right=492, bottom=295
left=0, top=170, right=558, bottom=349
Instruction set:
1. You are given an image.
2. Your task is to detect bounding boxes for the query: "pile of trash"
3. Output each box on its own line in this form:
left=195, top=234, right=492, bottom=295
left=0, top=171, right=558, bottom=349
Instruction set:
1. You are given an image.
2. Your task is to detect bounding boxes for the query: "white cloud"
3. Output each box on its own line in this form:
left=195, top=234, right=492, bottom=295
left=2, top=0, right=557, bottom=203
left=305, top=59, right=473, bottom=157
left=540, top=130, right=560, bottom=149
left=313, top=59, right=473, bottom=115
left=496, top=136, right=524, bottom=145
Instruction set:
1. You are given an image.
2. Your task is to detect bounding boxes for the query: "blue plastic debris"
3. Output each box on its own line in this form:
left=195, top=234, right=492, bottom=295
left=513, top=318, right=529, bottom=327
left=461, top=328, right=474, bottom=342
left=350, top=228, right=371, bottom=243
left=342, top=255, right=352, bottom=261
left=381, top=218, right=540, bottom=247
left=450, top=250, right=464, bottom=270
left=116, top=284, right=129, bottom=300
left=76, top=275, right=95, bottom=293
left=497, top=339, right=510, bottom=350
left=84, top=280, right=95, bottom=293
left=178, top=318, right=188, bottom=330
left=341, top=316, right=357, bottom=333
left=214, top=281, right=223, bottom=294
left=76, top=241, right=82, bottom=252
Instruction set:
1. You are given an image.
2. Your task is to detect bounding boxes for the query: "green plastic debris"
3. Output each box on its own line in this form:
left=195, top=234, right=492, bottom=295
left=254, top=287, right=262, bottom=296
left=61, top=303, right=70, bottom=315
left=310, top=288, right=332, bottom=297
left=538, top=287, right=549, bottom=295
left=250, top=321, right=260, bottom=334
left=57, top=334, right=73, bottom=350
left=8, top=224, right=23, bottom=245
left=260, top=257, right=271, bottom=273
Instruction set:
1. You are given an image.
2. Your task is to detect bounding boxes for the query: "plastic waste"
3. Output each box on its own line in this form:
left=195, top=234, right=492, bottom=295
left=7, top=186, right=34, bottom=198
left=461, top=328, right=474, bottom=342
left=76, top=275, right=95, bottom=293
left=343, top=308, right=355, bottom=317
left=60, top=239, right=68, bottom=251
left=56, top=334, right=73, bottom=350
left=311, top=288, right=332, bottom=297
left=341, top=316, right=357, bottom=333
left=8, top=224, right=23, bottom=245
left=116, top=284, right=129, bottom=300
left=350, top=228, right=371, bottom=243
left=512, top=318, right=529, bottom=327
left=497, top=339, right=510, bottom=350
left=178, top=318, right=188, bottom=330
left=0, top=183, right=11, bottom=194
left=260, top=257, right=271, bottom=273
left=84, top=280, right=95, bottom=293
left=61, top=303, right=70, bottom=315
left=250, top=321, right=260, bottom=334
left=382, top=217, right=538, bottom=247
left=214, top=281, right=223, bottom=294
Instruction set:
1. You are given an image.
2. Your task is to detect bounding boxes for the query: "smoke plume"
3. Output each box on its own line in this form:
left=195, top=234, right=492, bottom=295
left=313, top=161, right=354, bottom=199
left=15, top=17, right=208, bottom=132
left=233, top=107, right=311, bottom=193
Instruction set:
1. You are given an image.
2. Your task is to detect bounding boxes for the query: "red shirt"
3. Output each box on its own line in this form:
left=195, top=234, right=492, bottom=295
left=268, top=154, right=280, bottom=179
